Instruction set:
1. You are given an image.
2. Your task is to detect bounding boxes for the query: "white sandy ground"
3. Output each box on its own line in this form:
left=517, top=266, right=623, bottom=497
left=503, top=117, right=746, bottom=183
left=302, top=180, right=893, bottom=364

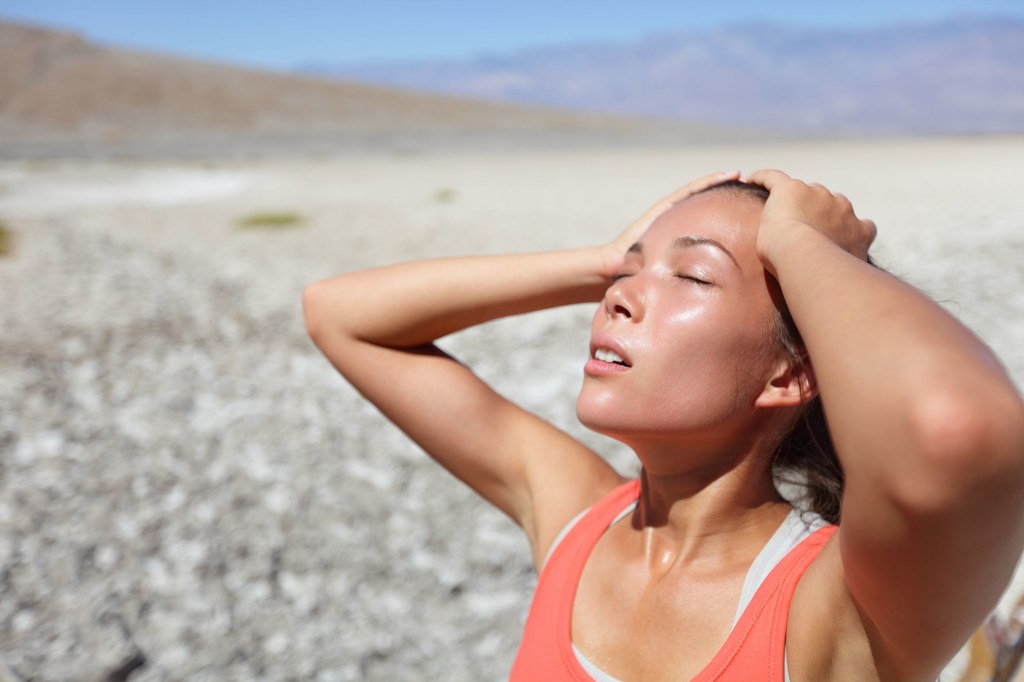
left=1, top=137, right=1023, bottom=680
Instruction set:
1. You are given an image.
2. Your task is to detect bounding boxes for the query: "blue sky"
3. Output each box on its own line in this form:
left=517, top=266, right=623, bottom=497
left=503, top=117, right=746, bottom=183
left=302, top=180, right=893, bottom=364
left=2, top=0, right=1023, bottom=70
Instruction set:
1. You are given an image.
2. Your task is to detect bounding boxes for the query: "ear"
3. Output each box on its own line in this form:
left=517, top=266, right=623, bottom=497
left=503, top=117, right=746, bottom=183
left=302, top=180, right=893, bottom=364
left=754, top=357, right=817, bottom=408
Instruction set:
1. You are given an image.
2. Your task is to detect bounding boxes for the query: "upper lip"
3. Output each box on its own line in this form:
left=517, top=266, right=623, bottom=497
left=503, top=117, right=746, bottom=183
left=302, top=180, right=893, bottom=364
left=590, top=334, right=633, bottom=367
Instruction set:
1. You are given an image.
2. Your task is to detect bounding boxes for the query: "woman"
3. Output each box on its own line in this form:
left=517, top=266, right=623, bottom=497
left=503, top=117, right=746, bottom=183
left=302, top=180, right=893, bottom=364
left=303, top=170, right=1024, bottom=680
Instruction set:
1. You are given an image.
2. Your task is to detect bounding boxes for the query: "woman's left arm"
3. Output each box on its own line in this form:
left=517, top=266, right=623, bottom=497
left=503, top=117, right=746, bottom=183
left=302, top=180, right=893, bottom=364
left=750, top=169, right=1024, bottom=679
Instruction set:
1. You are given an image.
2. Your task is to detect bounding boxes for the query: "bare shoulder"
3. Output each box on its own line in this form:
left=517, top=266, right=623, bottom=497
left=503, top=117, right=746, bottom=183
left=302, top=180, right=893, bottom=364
left=520, top=433, right=626, bottom=570
left=786, top=533, right=882, bottom=682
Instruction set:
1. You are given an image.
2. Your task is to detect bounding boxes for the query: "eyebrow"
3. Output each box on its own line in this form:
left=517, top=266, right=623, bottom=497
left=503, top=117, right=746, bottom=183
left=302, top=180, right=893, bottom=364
left=627, top=237, right=741, bottom=270
left=673, top=236, right=741, bottom=270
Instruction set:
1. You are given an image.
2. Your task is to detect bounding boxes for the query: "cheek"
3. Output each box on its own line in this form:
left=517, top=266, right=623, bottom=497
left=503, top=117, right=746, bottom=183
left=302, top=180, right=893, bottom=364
left=651, top=306, right=774, bottom=402
left=653, top=302, right=745, bottom=370
left=578, top=295, right=777, bottom=433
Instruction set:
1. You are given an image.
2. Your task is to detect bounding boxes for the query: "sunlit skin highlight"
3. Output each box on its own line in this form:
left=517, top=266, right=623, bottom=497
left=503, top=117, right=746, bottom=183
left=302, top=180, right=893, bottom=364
left=577, top=190, right=798, bottom=475
left=303, top=165, right=1024, bottom=680
left=570, top=189, right=819, bottom=679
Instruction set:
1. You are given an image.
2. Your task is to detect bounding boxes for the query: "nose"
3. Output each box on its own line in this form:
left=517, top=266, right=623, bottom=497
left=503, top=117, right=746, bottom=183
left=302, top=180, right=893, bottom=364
left=603, top=277, right=643, bottom=322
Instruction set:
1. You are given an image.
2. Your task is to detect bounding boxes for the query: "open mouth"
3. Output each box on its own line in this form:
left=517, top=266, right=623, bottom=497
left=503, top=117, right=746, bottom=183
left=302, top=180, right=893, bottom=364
left=594, top=347, right=631, bottom=367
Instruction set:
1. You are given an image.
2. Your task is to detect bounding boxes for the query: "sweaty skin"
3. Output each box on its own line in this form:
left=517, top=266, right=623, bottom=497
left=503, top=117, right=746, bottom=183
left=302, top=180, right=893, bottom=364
left=572, top=190, right=812, bottom=680
left=303, top=170, right=1024, bottom=681
left=578, top=192, right=788, bottom=458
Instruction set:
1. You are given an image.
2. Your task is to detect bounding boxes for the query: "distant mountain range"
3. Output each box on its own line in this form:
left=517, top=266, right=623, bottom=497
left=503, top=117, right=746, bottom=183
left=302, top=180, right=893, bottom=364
left=0, top=22, right=731, bottom=158
left=305, top=17, right=1024, bottom=135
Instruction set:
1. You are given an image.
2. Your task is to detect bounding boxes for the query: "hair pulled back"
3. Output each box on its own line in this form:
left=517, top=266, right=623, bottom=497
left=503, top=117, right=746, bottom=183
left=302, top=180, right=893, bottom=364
left=694, top=180, right=845, bottom=524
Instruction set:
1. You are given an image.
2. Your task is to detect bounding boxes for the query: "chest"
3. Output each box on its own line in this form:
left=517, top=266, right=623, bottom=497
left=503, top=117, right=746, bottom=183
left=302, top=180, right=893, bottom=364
left=570, top=530, right=752, bottom=681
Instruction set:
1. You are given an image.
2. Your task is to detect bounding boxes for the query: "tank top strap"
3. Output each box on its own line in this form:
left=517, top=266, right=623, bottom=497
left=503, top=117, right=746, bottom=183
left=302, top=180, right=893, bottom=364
left=510, top=479, right=641, bottom=680
left=511, top=479, right=837, bottom=682
left=695, top=524, right=838, bottom=681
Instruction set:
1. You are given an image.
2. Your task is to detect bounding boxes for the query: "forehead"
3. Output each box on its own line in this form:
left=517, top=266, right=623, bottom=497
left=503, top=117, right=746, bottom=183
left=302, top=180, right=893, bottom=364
left=644, top=190, right=763, bottom=247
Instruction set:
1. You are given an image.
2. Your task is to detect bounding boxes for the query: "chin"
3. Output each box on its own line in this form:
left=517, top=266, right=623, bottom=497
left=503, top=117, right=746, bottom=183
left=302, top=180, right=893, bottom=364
left=576, top=397, right=605, bottom=433
left=575, top=394, right=633, bottom=441
left=574, top=389, right=604, bottom=430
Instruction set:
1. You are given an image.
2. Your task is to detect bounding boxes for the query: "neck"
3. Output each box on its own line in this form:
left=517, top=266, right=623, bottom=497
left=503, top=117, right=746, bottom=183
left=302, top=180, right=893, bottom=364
left=624, top=436, right=790, bottom=571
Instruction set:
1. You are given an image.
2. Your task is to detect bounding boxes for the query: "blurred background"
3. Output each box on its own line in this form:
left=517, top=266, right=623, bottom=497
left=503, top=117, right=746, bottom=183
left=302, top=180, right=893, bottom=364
left=1, top=1, right=1023, bottom=680
left=2, top=0, right=1023, bottom=155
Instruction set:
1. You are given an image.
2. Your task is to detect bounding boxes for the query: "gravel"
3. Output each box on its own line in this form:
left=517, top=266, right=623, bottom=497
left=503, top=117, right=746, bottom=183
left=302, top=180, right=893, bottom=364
left=1, top=141, right=1022, bottom=680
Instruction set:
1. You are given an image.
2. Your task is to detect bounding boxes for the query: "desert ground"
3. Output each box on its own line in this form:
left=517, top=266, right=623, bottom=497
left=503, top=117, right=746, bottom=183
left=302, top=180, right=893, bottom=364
left=1, top=136, right=1023, bottom=680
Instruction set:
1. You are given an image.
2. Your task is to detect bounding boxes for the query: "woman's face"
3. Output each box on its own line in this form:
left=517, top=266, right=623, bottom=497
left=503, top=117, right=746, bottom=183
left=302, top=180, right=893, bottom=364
left=576, top=190, right=784, bottom=450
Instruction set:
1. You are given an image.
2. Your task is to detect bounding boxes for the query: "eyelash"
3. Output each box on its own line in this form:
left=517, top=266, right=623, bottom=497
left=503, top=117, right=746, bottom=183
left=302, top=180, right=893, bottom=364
left=677, top=274, right=713, bottom=286
left=611, top=273, right=712, bottom=286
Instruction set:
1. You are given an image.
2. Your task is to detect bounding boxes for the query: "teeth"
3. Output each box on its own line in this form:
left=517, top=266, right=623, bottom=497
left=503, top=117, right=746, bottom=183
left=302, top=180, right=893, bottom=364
left=595, top=348, right=626, bottom=365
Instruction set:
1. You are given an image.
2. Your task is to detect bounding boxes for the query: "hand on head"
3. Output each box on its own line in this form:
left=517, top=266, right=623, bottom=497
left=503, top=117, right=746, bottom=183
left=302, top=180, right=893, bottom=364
left=746, top=169, right=877, bottom=274
left=600, top=171, right=740, bottom=278
left=603, top=170, right=875, bottom=281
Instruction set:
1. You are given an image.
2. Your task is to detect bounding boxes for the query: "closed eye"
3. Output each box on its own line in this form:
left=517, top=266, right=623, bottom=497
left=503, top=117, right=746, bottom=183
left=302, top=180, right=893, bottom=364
left=611, top=272, right=634, bottom=282
left=677, top=274, right=713, bottom=286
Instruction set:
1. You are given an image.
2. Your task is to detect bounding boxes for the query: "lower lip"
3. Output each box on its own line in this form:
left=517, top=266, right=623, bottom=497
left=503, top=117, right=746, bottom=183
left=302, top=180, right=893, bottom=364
left=584, top=358, right=631, bottom=376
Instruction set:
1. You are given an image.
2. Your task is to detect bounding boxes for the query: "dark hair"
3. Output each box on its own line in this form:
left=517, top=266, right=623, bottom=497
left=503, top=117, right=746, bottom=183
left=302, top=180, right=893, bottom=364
left=769, top=309, right=844, bottom=524
left=694, top=180, right=845, bottom=524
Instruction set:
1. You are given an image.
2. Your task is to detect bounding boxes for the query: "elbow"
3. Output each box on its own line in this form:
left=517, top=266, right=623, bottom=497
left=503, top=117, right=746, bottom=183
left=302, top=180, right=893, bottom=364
left=301, top=281, right=329, bottom=344
left=897, top=386, right=1024, bottom=513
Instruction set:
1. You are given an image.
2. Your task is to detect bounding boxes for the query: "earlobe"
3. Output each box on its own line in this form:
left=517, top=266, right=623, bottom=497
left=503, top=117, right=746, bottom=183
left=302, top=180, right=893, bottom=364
left=754, top=359, right=818, bottom=408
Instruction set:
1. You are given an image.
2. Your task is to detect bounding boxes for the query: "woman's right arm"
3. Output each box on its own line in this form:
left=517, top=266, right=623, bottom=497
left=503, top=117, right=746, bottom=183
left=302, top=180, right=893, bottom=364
left=303, top=248, right=619, bottom=566
left=302, top=172, right=738, bottom=566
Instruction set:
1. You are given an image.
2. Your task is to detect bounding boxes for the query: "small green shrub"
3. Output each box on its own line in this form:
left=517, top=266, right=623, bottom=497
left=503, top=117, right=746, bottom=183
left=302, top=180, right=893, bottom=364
left=0, top=221, right=11, bottom=256
left=236, top=211, right=305, bottom=230
left=433, top=188, right=457, bottom=204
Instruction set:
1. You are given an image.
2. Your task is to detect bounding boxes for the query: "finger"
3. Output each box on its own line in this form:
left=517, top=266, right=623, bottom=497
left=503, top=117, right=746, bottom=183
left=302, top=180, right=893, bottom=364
left=661, top=170, right=740, bottom=204
left=745, top=169, right=792, bottom=189
left=809, top=182, right=836, bottom=199
left=863, top=219, right=878, bottom=244
left=834, top=192, right=855, bottom=213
